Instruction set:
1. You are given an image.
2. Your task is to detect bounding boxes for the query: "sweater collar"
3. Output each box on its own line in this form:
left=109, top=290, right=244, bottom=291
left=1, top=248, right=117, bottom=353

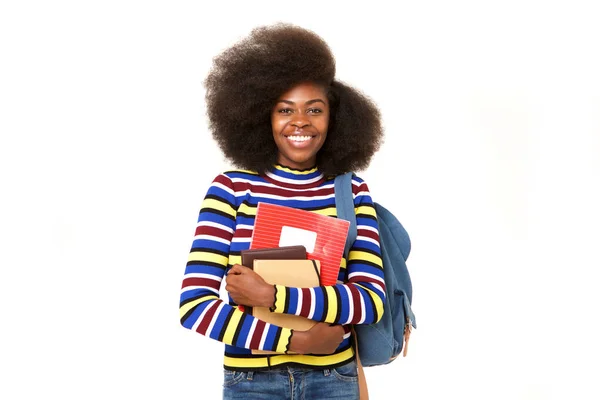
left=264, top=164, right=325, bottom=188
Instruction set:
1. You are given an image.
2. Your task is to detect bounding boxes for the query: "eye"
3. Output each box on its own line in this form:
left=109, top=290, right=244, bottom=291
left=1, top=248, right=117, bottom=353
left=307, top=108, right=322, bottom=114
left=278, top=108, right=293, bottom=114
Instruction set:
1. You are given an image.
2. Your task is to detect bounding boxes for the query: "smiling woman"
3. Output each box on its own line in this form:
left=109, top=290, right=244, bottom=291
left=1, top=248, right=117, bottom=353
left=179, top=23, right=386, bottom=400
left=271, top=82, right=330, bottom=170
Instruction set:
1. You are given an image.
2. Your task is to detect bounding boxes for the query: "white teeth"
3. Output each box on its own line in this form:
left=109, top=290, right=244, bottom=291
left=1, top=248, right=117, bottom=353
left=287, top=135, right=312, bottom=142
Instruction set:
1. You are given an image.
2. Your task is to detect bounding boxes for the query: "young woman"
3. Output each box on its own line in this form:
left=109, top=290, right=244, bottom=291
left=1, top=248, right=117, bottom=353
left=179, top=23, right=385, bottom=399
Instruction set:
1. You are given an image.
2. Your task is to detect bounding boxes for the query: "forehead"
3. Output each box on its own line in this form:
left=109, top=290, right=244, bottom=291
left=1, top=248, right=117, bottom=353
left=277, top=82, right=327, bottom=102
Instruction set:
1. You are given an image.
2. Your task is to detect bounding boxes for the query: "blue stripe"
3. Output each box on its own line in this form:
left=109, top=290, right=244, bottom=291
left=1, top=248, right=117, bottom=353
left=191, top=238, right=230, bottom=254
left=180, top=289, right=204, bottom=303
left=286, top=288, right=299, bottom=315
left=225, top=344, right=252, bottom=355
left=353, top=238, right=381, bottom=254
left=209, top=306, right=231, bottom=340
left=206, top=185, right=235, bottom=202
left=197, top=212, right=236, bottom=227
left=312, top=288, right=325, bottom=321
left=184, top=264, right=225, bottom=276
left=242, top=196, right=336, bottom=210
left=337, top=284, right=350, bottom=323
left=263, top=325, right=278, bottom=351
left=235, top=315, right=254, bottom=348
left=181, top=299, right=211, bottom=329
left=230, top=242, right=251, bottom=254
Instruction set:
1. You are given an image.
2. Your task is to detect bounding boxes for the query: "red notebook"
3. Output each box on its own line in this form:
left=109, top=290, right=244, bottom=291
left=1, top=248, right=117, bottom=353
left=250, top=202, right=350, bottom=286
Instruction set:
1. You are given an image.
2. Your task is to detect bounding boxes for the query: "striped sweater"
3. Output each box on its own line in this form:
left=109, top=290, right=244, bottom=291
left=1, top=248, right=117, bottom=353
left=179, top=165, right=385, bottom=371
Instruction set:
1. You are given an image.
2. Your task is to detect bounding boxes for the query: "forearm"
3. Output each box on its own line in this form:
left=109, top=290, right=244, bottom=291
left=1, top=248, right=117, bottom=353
left=180, top=293, right=292, bottom=352
left=271, top=277, right=385, bottom=325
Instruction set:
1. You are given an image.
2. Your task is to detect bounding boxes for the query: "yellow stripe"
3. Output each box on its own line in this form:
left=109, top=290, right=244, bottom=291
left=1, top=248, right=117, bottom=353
left=275, top=328, right=293, bottom=353
left=226, top=169, right=258, bottom=175
left=223, top=347, right=355, bottom=369
left=201, top=198, right=236, bottom=217
left=238, top=202, right=257, bottom=217
left=229, top=254, right=242, bottom=266
left=359, top=285, right=385, bottom=318
left=188, top=251, right=228, bottom=265
left=348, top=250, right=382, bottom=267
left=339, top=258, right=347, bottom=269
left=223, top=355, right=270, bottom=369
left=179, top=298, right=203, bottom=318
left=222, top=309, right=244, bottom=345
left=324, top=286, right=338, bottom=323
left=269, top=346, right=354, bottom=367
left=274, top=284, right=286, bottom=313
left=274, top=165, right=318, bottom=175
left=356, top=205, right=376, bottom=217
left=311, top=206, right=336, bottom=217
left=179, top=295, right=218, bottom=318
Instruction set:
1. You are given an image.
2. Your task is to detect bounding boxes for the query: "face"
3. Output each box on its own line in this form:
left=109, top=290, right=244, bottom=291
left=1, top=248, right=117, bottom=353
left=271, top=81, right=329, bottom=170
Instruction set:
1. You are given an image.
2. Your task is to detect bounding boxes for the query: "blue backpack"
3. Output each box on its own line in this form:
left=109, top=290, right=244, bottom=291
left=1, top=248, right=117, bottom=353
left=334, top=172, right=417, bottom=367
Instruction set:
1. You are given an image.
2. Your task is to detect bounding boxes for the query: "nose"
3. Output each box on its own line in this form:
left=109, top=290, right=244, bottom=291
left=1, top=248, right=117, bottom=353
left=291, top=114, right=310, bottom=128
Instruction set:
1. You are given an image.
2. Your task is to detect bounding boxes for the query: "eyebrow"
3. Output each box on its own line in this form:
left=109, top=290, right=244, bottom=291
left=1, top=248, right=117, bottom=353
left=276, top=99, right=327, bottom=106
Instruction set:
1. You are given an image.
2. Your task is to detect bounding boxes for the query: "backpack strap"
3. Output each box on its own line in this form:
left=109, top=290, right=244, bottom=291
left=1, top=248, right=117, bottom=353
left=334, top=172, right=369, bottom=399
left=334, top=172, right=357, bottom=258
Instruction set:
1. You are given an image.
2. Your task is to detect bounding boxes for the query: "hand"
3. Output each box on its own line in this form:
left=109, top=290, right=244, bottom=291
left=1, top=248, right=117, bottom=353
left=225, top=264, right=275, bottom=308
left=289, top=322, right=345, bottom=355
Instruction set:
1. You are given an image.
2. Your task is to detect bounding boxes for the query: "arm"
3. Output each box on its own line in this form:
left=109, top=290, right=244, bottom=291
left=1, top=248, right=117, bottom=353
left=179, top=173, right=292, bottom=353
left=270, top=178, right=386, bottom=325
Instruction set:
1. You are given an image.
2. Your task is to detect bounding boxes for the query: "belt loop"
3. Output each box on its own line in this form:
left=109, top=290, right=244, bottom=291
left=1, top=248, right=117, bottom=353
left=247, top=371, right=254, bottom=381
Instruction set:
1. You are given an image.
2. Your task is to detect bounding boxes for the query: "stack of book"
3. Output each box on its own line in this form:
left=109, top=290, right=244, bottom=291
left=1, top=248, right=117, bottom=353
left=241, top=202, right=350, bottom=354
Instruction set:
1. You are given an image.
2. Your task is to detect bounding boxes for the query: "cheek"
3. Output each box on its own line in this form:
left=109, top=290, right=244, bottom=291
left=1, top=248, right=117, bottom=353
left=319, top=119, right=329, bottom=135
left=271, top=115, right=285, bottom=133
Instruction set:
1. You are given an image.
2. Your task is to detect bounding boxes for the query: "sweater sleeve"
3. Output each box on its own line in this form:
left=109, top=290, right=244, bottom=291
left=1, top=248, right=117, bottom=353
left=271, top=177, right=386, bottom=325
left=179, top=173, right=292, bottom=353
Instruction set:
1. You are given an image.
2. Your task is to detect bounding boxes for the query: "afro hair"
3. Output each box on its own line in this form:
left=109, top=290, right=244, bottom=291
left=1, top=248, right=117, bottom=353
left=204, top=23, right=383, bottom=176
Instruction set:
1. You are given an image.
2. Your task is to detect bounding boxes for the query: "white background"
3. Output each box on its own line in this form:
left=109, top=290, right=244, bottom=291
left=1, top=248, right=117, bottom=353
left=1, top=1, right=599, bottom=399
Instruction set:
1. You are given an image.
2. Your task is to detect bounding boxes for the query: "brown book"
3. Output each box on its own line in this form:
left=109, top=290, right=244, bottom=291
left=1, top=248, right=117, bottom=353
left=240, top=245, right=307, bottom=268
left=250, top=259, right=320, bottom=355
left=236, top=246, right=307, bottom=314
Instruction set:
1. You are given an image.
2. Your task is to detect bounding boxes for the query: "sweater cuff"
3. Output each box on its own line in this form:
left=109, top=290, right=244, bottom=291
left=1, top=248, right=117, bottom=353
left=272, top=284, right=287, bottom=313
left=275, top=328, right=293, bottom=354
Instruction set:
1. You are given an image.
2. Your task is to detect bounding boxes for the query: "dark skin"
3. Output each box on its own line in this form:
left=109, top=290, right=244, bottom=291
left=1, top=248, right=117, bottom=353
left=225, top=81, right=345, bottom=355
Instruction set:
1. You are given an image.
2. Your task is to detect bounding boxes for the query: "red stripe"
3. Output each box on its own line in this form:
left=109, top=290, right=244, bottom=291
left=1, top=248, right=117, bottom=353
left=196, top=301, right=220, bottom=335
left=348, top=284, right=363, bottom=324
left=224, top=176, right=332, bottom=197
left=358, top=228, right=379, bottom=242
left=194, top=225, right=232, bottom=240
left=349, top=275, right=381, bottom=286
left=182, top=277, right=220, bottom=290
left=249, top=319, right=266, bottom=349
left=233, top=227, right=252, bottom=239
left=228, top=177, right=334, bottom=197
left=300, top=288, right=312, bottom=317
left=263, top=174, right=326, bottom=190
left=214, top=174, right=234, bottom=186
left=251, top=184, right=333, bottom=198
left=353, top=181, right=369, bottom=195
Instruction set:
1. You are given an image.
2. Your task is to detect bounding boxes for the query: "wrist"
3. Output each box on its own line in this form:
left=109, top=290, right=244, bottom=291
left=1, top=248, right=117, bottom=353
left=288, top=329, right=309, bottom=354
left=262, top=283, right=276, bottom=309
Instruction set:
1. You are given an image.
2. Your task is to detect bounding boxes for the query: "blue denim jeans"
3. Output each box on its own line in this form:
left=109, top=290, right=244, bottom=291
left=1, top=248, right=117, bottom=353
left=222, top=360, right=359, bottom=400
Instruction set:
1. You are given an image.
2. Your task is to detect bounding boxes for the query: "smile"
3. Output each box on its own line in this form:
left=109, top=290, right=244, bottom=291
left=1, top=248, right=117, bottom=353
left=285, top=135, right=314, bottom=142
